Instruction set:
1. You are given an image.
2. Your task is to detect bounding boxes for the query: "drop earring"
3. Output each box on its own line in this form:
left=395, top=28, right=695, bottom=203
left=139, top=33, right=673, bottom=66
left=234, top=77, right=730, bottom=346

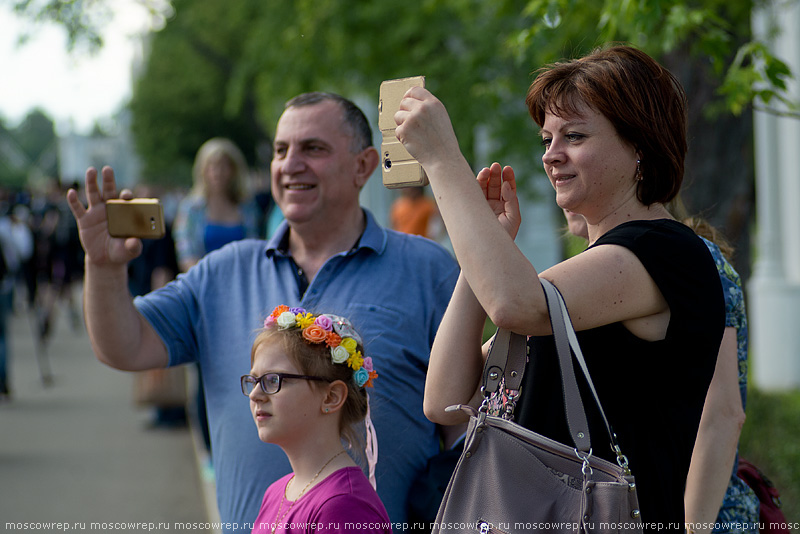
left=636, top=159, right=643, bottom=181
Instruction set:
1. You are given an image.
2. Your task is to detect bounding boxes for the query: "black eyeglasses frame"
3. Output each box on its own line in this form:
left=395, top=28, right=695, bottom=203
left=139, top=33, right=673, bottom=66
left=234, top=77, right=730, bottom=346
left=241, top=372, right=330, bottom=396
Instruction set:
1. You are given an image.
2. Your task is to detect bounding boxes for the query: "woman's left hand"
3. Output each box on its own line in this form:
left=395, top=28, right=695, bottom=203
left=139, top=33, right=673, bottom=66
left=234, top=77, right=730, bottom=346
left=477, top=162, right=521, bottom=239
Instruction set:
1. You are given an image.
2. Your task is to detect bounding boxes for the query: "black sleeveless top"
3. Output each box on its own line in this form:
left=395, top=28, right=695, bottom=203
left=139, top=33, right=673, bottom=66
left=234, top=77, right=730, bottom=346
left=515, top=220, right=724, bottom=528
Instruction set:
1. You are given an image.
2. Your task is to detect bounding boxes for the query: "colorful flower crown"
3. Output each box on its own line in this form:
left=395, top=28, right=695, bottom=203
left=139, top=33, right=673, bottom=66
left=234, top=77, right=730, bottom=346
left=264, top=305, right=378, bottom=388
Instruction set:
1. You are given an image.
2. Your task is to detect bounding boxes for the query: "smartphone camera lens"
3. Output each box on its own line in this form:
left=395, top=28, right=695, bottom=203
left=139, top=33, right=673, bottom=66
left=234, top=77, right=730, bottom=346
left=383, top=158, right=392, bottom=170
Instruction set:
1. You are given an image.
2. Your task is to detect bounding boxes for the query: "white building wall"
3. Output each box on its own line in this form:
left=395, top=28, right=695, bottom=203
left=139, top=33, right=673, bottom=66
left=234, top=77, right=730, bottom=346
left=57, top=112, right=141, bottom=189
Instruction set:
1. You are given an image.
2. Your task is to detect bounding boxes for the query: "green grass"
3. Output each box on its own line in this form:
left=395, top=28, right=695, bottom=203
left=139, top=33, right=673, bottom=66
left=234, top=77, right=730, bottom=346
left=738, top=387, right=800, bottom=524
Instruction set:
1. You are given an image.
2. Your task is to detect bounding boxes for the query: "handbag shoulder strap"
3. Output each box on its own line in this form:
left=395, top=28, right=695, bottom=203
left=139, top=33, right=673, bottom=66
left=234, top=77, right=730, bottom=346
left=480, top=279, right=626, bottom=460
left=539, top=278, right=591, bottom=452
left=540, top=278, right=627, bottom=464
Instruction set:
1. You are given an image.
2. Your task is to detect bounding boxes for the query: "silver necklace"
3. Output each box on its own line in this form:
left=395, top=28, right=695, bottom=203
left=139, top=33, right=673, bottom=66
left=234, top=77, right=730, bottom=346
left=271, top=450, right=347, bottom=534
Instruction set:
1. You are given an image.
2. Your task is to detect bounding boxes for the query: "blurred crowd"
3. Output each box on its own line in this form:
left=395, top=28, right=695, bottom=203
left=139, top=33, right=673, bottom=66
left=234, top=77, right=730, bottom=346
left=0, top=169, right=276, bottom=404
left=1, top=178, right=87, bottom=398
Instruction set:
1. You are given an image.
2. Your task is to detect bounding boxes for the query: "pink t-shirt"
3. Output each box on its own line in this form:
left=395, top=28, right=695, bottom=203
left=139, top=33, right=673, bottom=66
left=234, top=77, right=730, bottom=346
left=251, top=467, right=393, bottom=534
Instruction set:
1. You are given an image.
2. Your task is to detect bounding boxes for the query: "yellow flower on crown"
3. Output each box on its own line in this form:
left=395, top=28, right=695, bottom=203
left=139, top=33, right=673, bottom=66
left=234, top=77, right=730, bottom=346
left=347, top=351, right=364, bottom=370
left=340, top=337, right=358, bottom=355
left=295, top=312, right=315, bottom=329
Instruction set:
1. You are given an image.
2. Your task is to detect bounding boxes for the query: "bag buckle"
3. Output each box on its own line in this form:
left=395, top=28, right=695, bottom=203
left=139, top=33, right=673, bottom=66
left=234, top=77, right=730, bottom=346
left=478, top=386, right=491, bottom=414
left=575, top=448, right=593, bottom=476
left=613, top=444, right=631, bottom=474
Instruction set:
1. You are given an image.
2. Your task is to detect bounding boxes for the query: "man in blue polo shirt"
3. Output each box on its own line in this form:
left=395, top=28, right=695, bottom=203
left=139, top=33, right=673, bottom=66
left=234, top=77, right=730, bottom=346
left=67, top=92, right=459, bottom=533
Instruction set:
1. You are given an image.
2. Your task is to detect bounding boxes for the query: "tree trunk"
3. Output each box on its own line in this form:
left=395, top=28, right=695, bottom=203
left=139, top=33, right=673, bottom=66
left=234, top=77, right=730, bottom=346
left=662, top=52, right=756, bottom=283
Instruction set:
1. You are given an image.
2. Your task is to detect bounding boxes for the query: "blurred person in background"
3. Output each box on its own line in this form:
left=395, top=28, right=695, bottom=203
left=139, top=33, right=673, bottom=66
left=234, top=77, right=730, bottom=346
left=390, top=186, right=445, bottom=243
left=8, top=203, right=34, bottom=312
left=173, top=137, right=263, bottom=272
left=0, top=194, right=20, bottom=400
left=31, top=179, right=82, bottom=343
left=128, top=183, right=187, bottom=430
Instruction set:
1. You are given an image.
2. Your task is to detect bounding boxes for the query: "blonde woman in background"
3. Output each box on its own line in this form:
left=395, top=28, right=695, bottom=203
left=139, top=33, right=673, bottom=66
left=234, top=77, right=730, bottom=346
left=173, top=137, right=263, bottom=272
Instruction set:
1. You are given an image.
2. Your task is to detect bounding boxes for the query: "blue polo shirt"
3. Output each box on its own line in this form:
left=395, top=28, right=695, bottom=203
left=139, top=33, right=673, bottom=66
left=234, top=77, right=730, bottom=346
left=135, top=209, right=459, bottom=533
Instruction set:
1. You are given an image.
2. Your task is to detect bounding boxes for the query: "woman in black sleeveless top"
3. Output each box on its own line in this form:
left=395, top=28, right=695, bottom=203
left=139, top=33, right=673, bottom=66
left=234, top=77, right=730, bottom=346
left=394, top=45, right=724, bottom=529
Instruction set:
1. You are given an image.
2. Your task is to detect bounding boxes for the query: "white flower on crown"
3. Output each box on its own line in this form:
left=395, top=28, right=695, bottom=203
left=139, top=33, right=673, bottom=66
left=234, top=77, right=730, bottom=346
left=331, top=345, right=350, bottom=363
left=276, top=311, right=297, bottom=329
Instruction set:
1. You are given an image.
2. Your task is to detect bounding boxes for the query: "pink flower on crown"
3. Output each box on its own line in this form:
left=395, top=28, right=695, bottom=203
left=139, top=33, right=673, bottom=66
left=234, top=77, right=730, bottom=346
left=264, top=316, right=276, bottom=328
left=362, top=357, right=373, bottom=372
left=315, top=315, right=333, bottom=331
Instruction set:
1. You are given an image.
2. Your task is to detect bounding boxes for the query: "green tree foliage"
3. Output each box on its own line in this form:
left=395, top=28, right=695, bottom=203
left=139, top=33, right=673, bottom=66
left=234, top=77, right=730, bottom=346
left=14, top=0, right=790, bottom=275
left=15, top=0, right=793, bottom=160
left=128, top=1, right=790, bottom=175
left=0, top=109, right=58, bottom=188
left=16, top=108, right=57, bottom=172
left=128, top=0, right=269, bottom=186
left=10, top=0, right=109, bottom=53
left=0, top=119, right=29, bottom=189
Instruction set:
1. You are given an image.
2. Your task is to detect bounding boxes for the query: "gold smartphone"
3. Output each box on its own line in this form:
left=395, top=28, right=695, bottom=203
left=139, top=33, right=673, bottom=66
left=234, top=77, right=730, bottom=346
left=379, top=76, right=428, bottom=189
left=106, top=198, right=166, bottom=239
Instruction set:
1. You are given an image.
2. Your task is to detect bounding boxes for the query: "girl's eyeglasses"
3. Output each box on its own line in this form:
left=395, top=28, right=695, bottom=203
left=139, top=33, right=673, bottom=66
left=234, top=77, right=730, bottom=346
left=240, top=373, right=330, bottom=396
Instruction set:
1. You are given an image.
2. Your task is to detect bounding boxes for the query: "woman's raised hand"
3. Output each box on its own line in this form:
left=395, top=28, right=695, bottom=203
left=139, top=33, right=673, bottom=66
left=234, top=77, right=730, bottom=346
left=394, top=87, right=463, bottom=170
left=394, top=90, right=520, bottom=240
left=477, top=162, right=521, bottom=239
left=66, top=166, right=143, bottom=266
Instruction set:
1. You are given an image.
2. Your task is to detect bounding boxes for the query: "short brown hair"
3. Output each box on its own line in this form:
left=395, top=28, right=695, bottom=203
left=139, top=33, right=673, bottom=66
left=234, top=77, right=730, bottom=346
left=526, top=44, right=688, bottom=205
left=285, top=92, right=373, bottom=153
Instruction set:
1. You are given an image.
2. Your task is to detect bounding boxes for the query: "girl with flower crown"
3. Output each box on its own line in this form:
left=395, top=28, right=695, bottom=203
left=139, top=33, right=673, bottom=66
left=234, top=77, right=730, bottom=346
left=243, top=306, right=390, bottom=534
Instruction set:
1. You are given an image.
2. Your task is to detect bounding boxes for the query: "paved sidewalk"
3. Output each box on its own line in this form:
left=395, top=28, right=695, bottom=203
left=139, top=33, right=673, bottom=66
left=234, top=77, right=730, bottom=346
left=0, top=291, right=213, bottom=533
